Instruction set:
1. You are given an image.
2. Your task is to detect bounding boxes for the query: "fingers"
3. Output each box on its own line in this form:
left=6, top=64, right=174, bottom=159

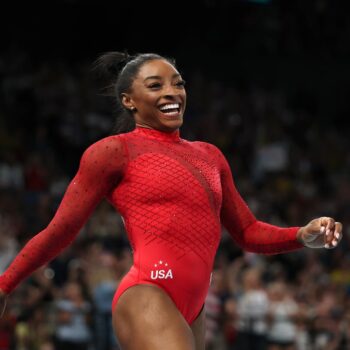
left=301, top=217, right=343, bottom=250
left=324, top=219, right=343, bottom=249
left=323, top=217, right=335, bottom=247
left=331, top=221, right=343, bottom=248
left=335, top=221, right=343, bottom=238
left=320, top=216, right=334, bottom=234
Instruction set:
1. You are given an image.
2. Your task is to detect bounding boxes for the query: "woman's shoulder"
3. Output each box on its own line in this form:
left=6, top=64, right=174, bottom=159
left=80, top=134, right=128, bottom=169
left=84, top=134, right=126, bottom=155
left=185, top=140, right=227, bottom=167
left=190, top=140, right=224, bottom=157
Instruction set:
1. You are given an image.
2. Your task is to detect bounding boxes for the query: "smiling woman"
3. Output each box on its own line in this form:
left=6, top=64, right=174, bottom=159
left=93, top=52, right=186, bottom=134
left=120, top=57, right=186, bottom=131
left=0, top=51, right=343, bottom=350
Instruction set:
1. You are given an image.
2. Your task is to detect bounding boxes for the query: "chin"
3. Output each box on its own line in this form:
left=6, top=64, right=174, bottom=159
left=161, top=119, right=183, bottom=131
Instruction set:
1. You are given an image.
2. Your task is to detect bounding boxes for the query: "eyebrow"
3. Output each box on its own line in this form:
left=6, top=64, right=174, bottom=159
left=143, top=73, right=181, bottom=82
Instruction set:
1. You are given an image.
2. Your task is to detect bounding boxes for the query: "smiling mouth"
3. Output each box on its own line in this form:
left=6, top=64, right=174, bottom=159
left=158, top=103, right=181, bottom=116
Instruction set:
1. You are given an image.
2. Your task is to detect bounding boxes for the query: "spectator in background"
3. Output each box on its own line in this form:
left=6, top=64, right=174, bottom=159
left=0, top=232, right=18, bottom=275
left=0, top=304, right=16, bottom=350
left=81, top=238, right=131, bottom=350
left=204, top=261, right=228, bottom=350
left=266, top=281, right=299, bottom=350
left=232, top=267, right=269, bottom=350
left=0, top=152, right=24, bottom=190
left=14, top=305, right=54, bottom=350
left=54, top=281, right=92, bottom=350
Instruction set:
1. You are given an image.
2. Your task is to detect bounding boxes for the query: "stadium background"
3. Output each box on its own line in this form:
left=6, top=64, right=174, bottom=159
left=0, top=1, right=350, bottom=349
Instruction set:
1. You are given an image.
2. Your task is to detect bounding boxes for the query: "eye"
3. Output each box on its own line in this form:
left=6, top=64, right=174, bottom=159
left=148, top=82, right=162, bottom=89
left=175, top=80, right=186, bottom=88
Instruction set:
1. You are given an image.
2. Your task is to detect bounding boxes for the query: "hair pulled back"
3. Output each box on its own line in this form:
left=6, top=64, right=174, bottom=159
left=93, top=51, right=176, bottom=134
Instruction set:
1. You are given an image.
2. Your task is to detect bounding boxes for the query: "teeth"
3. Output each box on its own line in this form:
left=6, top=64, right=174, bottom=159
left=159, top=103, right=179, bottom=111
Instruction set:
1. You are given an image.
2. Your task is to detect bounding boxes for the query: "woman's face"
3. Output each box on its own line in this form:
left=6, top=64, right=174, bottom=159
left=122, top=59, right=186, bottom=132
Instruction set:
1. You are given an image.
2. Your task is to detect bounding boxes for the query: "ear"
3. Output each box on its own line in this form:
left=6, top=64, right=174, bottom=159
left=121, top=93, right=136, bottom=111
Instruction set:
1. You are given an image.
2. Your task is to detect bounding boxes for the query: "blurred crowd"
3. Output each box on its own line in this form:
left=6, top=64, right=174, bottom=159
left=1, top=8, right=350, bottom=348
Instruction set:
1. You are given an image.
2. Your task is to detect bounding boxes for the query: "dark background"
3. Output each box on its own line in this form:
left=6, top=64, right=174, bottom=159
left=2, top=0, right=350, bottom=121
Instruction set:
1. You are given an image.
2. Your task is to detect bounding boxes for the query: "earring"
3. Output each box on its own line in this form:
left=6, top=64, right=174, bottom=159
left=130, top=107, right=136, bottom=111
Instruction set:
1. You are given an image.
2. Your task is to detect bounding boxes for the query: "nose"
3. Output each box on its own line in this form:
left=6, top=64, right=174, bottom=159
left=162, top=84, right=179, bottom=98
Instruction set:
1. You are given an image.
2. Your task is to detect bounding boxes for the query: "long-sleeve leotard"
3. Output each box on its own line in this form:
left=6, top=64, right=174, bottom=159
left=0, top=126, right=302, bottom=324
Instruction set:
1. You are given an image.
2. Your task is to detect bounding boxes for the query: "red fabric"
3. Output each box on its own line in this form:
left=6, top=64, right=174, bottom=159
left=0, top=126, right=302, bottom=324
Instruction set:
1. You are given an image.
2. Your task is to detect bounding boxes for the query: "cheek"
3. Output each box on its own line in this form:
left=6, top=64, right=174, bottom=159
left=182, top=91, right=187, bottom=103
left=140, top=94, right=160, bottom=107
left=130, top=86, right=158, bottom=107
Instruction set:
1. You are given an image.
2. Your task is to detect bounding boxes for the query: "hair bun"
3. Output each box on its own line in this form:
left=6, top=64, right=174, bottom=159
left=92, top=51, right=133, bottom=78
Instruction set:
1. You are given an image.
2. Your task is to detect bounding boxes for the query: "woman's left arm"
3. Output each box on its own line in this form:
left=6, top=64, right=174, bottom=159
left=216, top=147, right=342, bottom=254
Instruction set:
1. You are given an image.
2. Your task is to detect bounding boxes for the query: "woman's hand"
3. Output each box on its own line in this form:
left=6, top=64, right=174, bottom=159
left=297, top=217, right=342, bottom=249
left=0, top=289, right=7, bottom=318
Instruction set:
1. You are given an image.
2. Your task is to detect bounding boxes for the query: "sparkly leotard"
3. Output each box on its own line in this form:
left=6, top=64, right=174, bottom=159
left=0, top=126, right=302, bottom=324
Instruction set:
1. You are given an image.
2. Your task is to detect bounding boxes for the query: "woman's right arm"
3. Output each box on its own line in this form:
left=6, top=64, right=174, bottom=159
left=0, top=135, right=127, bottom=295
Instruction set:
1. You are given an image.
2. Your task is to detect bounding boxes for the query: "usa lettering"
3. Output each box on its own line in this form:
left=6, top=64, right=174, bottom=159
left=151, top=269, right=173, bottom=280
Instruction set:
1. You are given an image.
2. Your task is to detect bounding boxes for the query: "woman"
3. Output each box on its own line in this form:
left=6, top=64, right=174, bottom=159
left=0, top=52, right=343, bottom=350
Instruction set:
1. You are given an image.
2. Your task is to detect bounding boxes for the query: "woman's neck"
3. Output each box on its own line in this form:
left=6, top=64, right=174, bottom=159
left=134, top=124, right=181, bottom=142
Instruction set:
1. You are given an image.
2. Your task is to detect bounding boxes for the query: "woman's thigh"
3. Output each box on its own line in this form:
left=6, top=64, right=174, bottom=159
left=112, top=284, right=196, bottom=350
left=190, top=306, right=206, bottom=350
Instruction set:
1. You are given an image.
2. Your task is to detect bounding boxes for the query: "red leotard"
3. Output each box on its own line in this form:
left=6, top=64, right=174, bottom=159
left=0, top=126, right=302, bottom=324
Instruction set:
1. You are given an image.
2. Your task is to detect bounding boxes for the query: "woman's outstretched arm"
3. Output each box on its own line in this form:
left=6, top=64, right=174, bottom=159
left=0, top=135, right=127, bottom=294
left=216, top=146, right=342, bottom=254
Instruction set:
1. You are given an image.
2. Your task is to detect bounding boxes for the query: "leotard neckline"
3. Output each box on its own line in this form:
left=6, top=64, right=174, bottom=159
left=133, top=125, right=181, bottom=143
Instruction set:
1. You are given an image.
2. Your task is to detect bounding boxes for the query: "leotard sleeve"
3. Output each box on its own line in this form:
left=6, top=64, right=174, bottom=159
left=216, top=146, right=303, bottom=254
left=0, top=136, right=127, bottom=294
